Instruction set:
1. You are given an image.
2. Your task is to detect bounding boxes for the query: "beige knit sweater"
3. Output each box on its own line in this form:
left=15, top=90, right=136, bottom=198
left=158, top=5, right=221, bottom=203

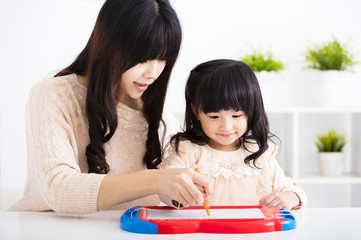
left=9, top=74, right=180, bottom=214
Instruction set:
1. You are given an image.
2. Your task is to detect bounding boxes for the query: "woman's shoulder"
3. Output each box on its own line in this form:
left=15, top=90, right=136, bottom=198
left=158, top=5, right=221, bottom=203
left=29, top=74, right=86, bottom=108
left=31, top=73, right=84, bottom=96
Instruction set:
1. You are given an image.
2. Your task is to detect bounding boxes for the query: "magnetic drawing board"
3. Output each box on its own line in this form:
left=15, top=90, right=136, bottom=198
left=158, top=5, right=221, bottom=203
left=120, top=205, right=296, bottom=234
left=146, top=208, right=265, bottom=219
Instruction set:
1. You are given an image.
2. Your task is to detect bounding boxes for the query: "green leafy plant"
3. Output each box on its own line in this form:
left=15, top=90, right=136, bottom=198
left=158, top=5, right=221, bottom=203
left=305, top=38, right=356, bottom=71
left=241, top=50, right=284, bottom=72
left=314, top=129, right=346, bottom=152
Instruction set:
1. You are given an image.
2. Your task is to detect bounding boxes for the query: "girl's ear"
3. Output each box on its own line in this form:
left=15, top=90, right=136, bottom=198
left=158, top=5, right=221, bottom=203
left=191, top=104, right=200, bottom=120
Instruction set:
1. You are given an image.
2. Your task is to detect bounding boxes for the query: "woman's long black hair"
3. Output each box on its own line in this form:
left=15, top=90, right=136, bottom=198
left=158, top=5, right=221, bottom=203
left=171, top=59, right=273, bottom=166
left=55, top=0, right=182, bottom=173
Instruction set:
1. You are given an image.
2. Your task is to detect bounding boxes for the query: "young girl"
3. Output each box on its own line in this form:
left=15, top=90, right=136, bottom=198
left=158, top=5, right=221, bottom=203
left=160, top=59, right=307, bottom=210
left=10, top=0, right=211, bottom=214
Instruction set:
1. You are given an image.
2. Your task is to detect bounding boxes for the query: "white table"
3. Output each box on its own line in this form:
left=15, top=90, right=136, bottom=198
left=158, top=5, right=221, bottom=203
left=1, top=208, right=360, bottom=240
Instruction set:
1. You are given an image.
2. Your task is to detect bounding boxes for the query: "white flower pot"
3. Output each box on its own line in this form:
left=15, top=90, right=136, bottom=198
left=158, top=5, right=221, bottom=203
left=256, top=71, right=295, bottom=108
left=317, top=152, right=344, bottom=177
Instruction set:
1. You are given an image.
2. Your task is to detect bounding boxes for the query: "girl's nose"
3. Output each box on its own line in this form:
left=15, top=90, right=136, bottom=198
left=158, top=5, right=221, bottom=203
left=220, top=118, right=232, bottom=131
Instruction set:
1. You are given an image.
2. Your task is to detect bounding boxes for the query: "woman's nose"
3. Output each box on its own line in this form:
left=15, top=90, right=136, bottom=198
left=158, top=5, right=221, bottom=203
left=144, top=60, right=165, bottom=79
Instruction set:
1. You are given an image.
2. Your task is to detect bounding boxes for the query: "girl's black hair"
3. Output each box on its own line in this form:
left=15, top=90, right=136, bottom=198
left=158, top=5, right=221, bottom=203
left=56, top=0, right=182, bottom=173
left=171, top=59, right=273, bottom=166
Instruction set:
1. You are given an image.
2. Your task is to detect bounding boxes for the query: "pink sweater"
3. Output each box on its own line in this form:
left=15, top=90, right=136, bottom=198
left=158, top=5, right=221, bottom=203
left=9, top=74, right=180, bottom=213
left=162, top=140, right=307, bottom=207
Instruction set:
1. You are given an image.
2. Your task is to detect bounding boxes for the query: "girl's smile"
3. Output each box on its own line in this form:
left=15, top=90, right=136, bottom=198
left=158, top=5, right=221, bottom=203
left=217, top=132, right=235, bottom=138
left=197, top=110, right=248, bottom=151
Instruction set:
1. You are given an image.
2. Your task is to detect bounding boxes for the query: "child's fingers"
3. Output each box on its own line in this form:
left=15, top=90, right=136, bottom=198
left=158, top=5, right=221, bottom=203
left=267, top=198, right=281, bottom=208
left=260, top=192, right=292, bottom=210
left=259, top=193, right=276, bottom=205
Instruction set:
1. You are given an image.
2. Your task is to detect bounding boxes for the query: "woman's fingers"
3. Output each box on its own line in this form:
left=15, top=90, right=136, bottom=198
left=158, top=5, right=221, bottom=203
left=157, top=168, right=212, bottom=207
left=183, top=179, right=205, bottom=205
left=192, top=171, right=213, bottom=198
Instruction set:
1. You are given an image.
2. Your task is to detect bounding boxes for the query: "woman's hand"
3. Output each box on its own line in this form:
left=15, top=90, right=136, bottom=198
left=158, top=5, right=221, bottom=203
left=156, top=168, right=213, bottom=208
left=259, top=191, right=300, bottom=210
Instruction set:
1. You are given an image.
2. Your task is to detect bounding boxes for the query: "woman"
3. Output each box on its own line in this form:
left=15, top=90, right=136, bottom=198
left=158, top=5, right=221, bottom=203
left=10, top=0, right=212, bottom=214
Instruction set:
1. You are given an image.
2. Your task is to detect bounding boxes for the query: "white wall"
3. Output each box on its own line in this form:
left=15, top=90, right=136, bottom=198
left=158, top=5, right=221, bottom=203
left=1, top=0, right=361, bottom=205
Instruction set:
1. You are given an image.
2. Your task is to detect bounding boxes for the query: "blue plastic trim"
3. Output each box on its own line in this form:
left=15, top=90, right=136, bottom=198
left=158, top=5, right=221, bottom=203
left=120, top=206, right=158, bottom=234
left=278, top=209, right=296, bottom=231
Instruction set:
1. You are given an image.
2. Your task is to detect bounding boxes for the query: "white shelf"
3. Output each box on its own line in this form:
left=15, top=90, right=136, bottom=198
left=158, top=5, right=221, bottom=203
left=266, top=107, right=361, bottom=113
left=267, top=108, right=361, bottom=207
left=296, top=173, right=361, bottom=184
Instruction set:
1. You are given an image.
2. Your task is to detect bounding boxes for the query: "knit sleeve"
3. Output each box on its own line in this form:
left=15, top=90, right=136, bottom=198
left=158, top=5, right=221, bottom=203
left=26, top=81, right=105, bottom=214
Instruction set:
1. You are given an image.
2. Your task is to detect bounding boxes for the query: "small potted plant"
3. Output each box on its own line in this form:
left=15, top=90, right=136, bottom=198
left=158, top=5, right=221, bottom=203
left=314, top=129, right=347, bottom=177
left=241, top=50, right=285, bottom=72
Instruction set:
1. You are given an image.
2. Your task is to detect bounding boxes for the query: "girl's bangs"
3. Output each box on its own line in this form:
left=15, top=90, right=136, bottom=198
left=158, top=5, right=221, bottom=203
left=199, top=70, right=248, bottom=114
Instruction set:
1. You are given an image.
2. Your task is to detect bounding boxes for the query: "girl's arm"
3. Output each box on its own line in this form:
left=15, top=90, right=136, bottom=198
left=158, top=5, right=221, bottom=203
left=97, top=168, right=212, bottom=210
left=259, top=190, right=301, bottom=210
left=259, top=146, right=307, bottom=210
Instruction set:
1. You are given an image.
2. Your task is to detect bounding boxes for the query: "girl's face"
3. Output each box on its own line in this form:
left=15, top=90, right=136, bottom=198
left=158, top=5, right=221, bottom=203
left=119, top=60, right=166, bottom=108
left=197, top=109, right=248, bottom=151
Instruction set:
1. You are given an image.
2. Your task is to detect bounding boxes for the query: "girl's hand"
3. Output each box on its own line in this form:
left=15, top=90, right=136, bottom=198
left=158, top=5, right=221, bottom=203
left=259, top=191, right=300, bottom=210
left=156, top=168, right=213, bottom=208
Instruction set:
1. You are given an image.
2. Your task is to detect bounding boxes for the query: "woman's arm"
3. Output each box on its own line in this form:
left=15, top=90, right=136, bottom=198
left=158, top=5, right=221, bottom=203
left=97, top=168, right=212, bottom=210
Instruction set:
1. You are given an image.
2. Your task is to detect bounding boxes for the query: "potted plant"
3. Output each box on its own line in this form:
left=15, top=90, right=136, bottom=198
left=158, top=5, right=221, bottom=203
left=303, top=38, right=359, bottom=107
left=314, top=129, right=347, bottom=177
left=241, top=50, right=285, bottom=72
left=305, top=38, right=356, bottom=71
left=241, top=50, right=289, bottom=108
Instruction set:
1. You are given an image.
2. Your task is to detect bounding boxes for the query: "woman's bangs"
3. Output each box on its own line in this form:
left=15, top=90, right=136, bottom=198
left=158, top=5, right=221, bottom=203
left=129, top=19, right=180, bottom=65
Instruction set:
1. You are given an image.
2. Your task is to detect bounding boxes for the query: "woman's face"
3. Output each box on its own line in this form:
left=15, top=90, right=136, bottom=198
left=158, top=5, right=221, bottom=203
left=119, top=60, right=166, bottom=108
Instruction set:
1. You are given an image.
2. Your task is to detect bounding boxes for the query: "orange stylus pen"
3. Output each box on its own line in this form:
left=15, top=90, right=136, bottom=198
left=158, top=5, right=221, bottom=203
left=194, top=167, right=210, bottom=216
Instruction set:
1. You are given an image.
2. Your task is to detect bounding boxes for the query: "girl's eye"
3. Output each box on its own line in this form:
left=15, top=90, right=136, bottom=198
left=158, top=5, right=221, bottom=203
left=208, top=115, right=219, bottom=119
left=232, top=114, right=242, bottom=118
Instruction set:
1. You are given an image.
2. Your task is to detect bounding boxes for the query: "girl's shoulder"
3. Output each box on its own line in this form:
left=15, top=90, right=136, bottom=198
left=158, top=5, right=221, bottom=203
left=160, top=139, right=203, bottom=169
left=243, top=141, right=278, bottom=167
left=170, top=139, right=203, bottom=154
